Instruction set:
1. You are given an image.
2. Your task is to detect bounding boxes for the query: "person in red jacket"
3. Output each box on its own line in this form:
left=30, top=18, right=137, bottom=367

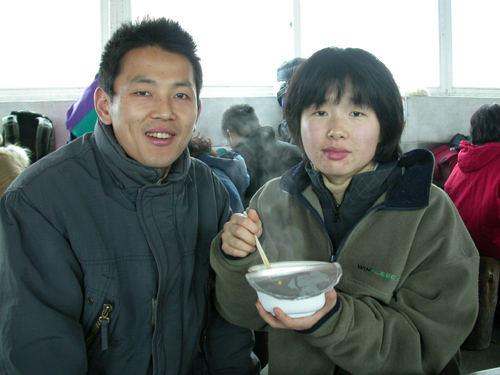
left=445, top=103, right=500, bottom=259
left=445, top=102, right=500, bottom=350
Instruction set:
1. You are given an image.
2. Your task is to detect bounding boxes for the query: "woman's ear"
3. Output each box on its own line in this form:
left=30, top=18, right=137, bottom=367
left=94, top=87, right=113, bottom=125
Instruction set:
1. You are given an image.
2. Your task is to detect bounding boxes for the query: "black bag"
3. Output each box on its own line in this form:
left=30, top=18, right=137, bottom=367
left=1, top=110, right=55, bottom=162
left=275, top=58, right=306, bottom=144
left=430, top=133, right=469, bottom=188
left=276, top=57, right=306, bottom=107
left=277, top=120, right=293, bottom=144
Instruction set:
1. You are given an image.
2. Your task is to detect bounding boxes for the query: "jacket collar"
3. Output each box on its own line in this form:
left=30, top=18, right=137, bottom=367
left=93, top=119, right=192, bottom=198
left=384, top=148, right=433, bottom=209
left=280, top=148, right=434, bottom=210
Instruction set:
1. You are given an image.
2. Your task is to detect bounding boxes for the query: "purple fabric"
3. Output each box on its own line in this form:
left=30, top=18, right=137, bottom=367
left=65, top=74, right=99, bottom=132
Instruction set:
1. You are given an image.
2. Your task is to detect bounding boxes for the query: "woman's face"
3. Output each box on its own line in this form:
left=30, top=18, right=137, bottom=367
left=300, top=90, right=381, bottom=185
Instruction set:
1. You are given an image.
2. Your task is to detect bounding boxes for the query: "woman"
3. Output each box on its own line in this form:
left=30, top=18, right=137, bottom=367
left=445, top=103, right=500, bottom=260
left=210, top=47, right=479, bottom=374
left=445, top=103, right=500, bottom=350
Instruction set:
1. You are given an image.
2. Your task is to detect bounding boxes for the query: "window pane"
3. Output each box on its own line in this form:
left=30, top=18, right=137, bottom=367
left=131, top=0, right=293, bottom=87
left=300, top=0, right=440, bottom=91
left=0, top=0, right=101, bottom=90
left=452, top=0, right=500, bottom=88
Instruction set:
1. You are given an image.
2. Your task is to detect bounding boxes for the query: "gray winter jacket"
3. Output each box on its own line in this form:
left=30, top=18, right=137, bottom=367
left=0, top=121, right=259, bottom=375
left=234, top=126, right=302, bottom=208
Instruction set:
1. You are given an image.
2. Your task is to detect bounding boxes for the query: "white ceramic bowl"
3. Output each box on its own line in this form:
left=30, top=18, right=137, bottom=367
left=245, top=261, right=342, bottom=318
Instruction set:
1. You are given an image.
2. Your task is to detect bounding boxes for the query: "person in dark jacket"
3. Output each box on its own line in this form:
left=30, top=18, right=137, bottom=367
left=221, top=104, right=303, bottom=208
left=188, top=134, right=249, bottom=213
left=0, top=17, right=259, bottom=375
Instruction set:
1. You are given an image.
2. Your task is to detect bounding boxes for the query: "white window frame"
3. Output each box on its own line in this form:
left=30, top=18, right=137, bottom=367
left=0, top=0, right=498, bottom=102
left=429, top=0, right=500, bottom=97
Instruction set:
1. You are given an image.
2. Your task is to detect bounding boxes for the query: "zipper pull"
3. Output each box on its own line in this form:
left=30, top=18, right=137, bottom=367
left=99, top=303, right=113, bottom=350
left=334, top=204, right=341, bottom=222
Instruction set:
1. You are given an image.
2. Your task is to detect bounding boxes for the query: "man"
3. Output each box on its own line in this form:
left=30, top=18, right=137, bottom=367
left=221, top=104, right=303, bottom=208
left=0, top=17, right=259, bottom=375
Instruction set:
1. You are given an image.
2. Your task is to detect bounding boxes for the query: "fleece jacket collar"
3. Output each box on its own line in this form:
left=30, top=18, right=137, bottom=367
left=280, top=148, right=434, bottom=210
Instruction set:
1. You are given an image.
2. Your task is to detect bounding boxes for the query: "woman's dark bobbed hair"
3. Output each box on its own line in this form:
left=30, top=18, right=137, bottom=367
left=470, top=103, right=500, bottom=145
left=284, top=47, right=404, bottom=164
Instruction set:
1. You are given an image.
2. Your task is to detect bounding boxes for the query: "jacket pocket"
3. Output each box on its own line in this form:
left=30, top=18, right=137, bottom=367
left=83, top=286, right=120, bottom=356
left=85, top=302, right=114, bottom=351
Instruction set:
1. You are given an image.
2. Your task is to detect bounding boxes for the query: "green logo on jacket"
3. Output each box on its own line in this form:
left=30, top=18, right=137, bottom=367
left=358, top=264, right=400, bottom=281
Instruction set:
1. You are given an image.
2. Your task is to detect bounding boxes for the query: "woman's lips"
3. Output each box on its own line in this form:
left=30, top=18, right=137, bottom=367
left=323, top=147, right=350, bottom=160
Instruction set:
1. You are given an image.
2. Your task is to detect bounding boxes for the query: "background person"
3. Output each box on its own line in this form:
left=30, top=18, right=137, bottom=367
left=445, top=103, right=500, bottom=260
left=65, top=73, right=99, bottom=142
left=221, top=104, right=303, bottom=208
left=211, top=47, right=479, bottom=374
left=0, top=140, right=30, bottom=196
left=0, top=17, right=259, bottom=375
left=188, top=134, right=249, bottom=213
left=445, top=103, right=500, bottom=350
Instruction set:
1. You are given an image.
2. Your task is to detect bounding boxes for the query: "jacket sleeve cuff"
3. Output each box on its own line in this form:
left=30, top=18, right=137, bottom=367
left=215, top=237, right=261, bottom=267
left=295, top=298, right=341, bottom=334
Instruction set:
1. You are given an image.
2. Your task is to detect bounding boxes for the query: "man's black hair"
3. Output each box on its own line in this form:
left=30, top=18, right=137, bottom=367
left=470, top=103, right=500, bottom=145
left=284, top=47, right=404, bottom=164
left=99, top=16, right=202, bottom=101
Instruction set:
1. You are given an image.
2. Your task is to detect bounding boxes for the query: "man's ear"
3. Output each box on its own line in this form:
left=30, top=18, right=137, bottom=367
left=94, top=87, right=113, bottom=125
left=196, top=100, right=202, bottom=122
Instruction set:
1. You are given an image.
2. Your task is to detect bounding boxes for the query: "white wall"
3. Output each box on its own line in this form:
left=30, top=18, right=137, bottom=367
left=401, top=96, right=500, bottom=152
left=1, top=96, right=499, bottom=152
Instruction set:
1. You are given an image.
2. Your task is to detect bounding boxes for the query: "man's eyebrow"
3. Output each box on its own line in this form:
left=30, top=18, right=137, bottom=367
left=130, top=76, right=156, bottom=84
left=130, top=77, right=195, bottom=91
left=172, top=80, right=196, bottom=91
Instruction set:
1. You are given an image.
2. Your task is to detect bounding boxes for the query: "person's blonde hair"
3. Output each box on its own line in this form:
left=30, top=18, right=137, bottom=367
left=0, top=144, right=31, bottom=196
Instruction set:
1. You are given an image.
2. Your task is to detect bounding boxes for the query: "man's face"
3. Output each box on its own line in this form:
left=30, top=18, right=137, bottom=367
left=95, top=47, right=201, bottom=174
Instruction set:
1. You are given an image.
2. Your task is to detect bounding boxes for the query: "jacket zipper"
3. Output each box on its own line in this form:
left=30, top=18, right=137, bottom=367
left=151, top=298, right=157, bottom=326
left=85, top=303, right=113, bottom=351
left=294, top=193, right=336, bottom=262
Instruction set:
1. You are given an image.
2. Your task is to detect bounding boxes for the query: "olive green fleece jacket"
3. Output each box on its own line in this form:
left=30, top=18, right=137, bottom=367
left=210, top=149, right=479, bottom=375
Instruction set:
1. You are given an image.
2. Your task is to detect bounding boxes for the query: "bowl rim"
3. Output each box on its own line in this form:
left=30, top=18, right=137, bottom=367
left=245, top=261, right=342, bottom=300
left=248, top=260, right=332, bottom=273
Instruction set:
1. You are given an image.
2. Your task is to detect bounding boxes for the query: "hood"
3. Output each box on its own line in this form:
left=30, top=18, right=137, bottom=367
left=457, top=141, right=500, bottom=173
left=242, top=126, right=276, bottom=144
left=197, top=152, right=250, bottom=194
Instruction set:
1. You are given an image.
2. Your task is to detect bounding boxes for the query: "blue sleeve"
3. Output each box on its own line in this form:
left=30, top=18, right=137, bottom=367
left=201, top=301, right=261, bottom=375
